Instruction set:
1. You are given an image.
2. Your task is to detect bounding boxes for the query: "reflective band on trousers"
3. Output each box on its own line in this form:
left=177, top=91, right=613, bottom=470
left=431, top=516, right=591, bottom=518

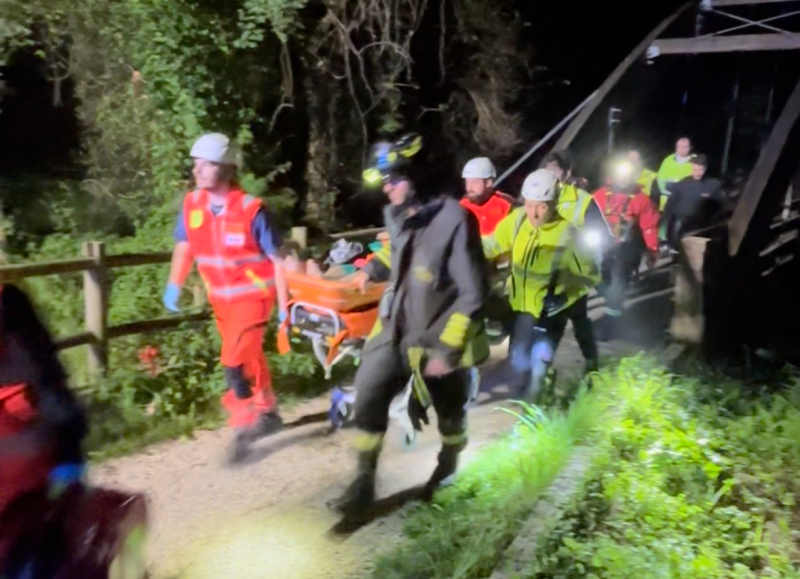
left=354, top=431, right=384, bottom=451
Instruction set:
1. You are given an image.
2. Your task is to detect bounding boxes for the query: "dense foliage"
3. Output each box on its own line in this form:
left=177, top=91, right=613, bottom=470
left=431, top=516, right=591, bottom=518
left=373, top=357, right=800, bottom=579
left=0, top=0, right=534, bottom=454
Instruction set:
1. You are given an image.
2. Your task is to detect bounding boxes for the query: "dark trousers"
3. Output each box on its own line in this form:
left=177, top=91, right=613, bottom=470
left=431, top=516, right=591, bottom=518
left=353, top=339, right=468, bottom=442
left=601, top=240, right=643, bottom=313
left=509, top=296, right=597, bottom=369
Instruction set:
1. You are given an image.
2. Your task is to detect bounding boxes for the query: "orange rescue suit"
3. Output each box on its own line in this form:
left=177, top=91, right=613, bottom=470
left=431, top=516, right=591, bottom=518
left=460, top=191, right=514, bottom=236
left=183, top=189, right=278, bottom=428
left=591, top=186, right=660, bottom=254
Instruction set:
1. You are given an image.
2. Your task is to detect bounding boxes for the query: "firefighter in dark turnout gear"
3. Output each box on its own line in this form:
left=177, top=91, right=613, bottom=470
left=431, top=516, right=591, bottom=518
left=331, top=134, right=490, bottom=515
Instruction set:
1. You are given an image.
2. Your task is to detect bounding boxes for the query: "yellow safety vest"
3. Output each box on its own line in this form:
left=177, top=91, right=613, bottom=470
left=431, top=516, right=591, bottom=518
left=557, top=183, right=593, bottom=226
left=637, top=168, right=657, bottom=198
left=483, top=208, right=600, bottom=317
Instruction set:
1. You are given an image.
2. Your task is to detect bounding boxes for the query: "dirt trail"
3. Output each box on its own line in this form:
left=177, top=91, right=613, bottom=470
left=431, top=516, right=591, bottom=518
left=89, top=274, right=671, bottom=578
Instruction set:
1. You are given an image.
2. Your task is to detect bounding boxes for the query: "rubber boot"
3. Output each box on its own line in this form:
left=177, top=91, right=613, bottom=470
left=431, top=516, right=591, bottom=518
left=251, top=410, right=284, bottom=440
left=328, top=448, right=379, bottom=516
left=226, top=429, right=252, bottom=466
left=423, top=441, right=465, bottom=499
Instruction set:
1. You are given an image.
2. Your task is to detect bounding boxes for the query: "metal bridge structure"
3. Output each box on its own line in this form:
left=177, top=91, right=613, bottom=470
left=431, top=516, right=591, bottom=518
left=550, top=0, right=800, bottom=359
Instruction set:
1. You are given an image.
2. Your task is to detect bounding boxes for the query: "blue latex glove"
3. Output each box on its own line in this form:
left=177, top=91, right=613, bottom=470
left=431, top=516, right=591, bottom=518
left=279, top=310, right=287, bottom=324
left=48, top=463, right=86, bottom=498
left=163, top=283, right=181, bottom=312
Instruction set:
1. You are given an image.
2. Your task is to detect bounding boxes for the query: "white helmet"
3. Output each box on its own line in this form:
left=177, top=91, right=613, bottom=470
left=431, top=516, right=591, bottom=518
left=462, top=157, right=496, bottom=179
left=521, top=169, right=558, bottom=202
left=190, top=133, right=240, bottom=165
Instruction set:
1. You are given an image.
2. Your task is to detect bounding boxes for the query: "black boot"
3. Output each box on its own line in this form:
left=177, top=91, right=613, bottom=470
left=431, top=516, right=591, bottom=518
left=251, top=411, right=284, bottom=440
left=423, top=442, right=465, bottom=499
left=226, top=428, right=252, bottom=466
left=328, top=449, right=379, bottom=516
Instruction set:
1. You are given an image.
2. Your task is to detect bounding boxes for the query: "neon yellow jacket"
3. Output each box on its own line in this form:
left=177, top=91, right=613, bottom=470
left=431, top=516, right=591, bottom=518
left=557, top=183, right=594, bottom=226
left=656, top=155, right=693, bottom=210
left=482, top=208, right=600, bottom=317
left=637, top=168, right=657, bottom=197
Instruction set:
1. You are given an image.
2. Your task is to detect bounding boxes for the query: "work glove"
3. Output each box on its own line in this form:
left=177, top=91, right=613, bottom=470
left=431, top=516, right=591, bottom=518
left=408, top=393, right=430, bottom=434
left=48, top=463, right=86, bottom=499
left=163, top=283, right=181, bottom=313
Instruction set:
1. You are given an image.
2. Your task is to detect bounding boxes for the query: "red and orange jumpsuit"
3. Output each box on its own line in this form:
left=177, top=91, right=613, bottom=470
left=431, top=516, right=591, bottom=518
left=459, top=191, right=515, bottom=236
left=176, top=189, right=281, bottom=429
left=591, top=185, right=659, bottom=316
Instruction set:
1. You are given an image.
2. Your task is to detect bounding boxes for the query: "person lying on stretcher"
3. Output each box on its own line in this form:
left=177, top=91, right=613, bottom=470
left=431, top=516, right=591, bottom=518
left=282, top=234, right=388, bottom=284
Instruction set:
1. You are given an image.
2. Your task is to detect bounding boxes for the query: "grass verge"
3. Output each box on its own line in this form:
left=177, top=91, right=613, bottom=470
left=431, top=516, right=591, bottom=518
left=370, top=372, right=607, bottom=579
left=526, top=358, right=800, bottom=578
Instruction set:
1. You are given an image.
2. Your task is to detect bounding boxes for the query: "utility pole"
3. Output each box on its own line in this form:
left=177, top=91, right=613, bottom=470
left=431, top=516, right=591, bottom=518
left=607, top=107, right=622, bottom=154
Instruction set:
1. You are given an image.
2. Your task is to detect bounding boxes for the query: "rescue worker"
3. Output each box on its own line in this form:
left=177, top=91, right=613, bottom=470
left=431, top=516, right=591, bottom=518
left=0, top=284, right=88, bottom=568
left=626, top=149, right=657, bottom=200
left=163, top=133, right=288, bottom=464
left=539, top=150, right=610, bottom=373
left=592, top=158, right=660, bottom=340
left=459, top=157, right=515, bottom=236
left=459, top=157, right=516, bottom=342
left=655, top=137, right=694, bottom=211
left=481, top=169, right=601, bottom=397
left=660, top=153, right=725, bottom=250
left=332, top=134, right=489, bottom=515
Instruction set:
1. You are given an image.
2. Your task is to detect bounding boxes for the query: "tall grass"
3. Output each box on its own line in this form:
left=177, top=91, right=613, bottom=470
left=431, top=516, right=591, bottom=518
left=370, top=378, right=606, bottom=579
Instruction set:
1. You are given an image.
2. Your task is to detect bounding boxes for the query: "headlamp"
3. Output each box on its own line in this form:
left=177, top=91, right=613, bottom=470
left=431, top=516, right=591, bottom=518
left=614, top=161, right=632, bottom=179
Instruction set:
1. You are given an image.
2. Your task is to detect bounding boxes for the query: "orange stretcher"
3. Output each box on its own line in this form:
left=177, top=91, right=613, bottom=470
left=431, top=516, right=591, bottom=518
left=277, top=270, right=388, bottom=378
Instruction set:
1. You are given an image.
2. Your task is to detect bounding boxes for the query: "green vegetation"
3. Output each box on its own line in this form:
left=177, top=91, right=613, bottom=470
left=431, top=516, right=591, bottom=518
left=373, top=357, right=800, bottom=579
left=0, top=0, right=534, bottom=457
left=371, top=378, right=604, bottom=579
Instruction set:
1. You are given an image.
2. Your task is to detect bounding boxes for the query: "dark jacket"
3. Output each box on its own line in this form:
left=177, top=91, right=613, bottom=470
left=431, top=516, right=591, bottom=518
left=364, top=196, right=489, bottom=366
left=662, top=176, right=725, bottom=243
left=0, top=285, right=87, bottom=465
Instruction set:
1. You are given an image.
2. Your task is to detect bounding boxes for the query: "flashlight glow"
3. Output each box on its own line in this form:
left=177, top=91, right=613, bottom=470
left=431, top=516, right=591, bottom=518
left=363, top=168, right=382, bottom=187
left=614, top=162, right=632, bottom=178
left=583, top=230, right=602, bottom=248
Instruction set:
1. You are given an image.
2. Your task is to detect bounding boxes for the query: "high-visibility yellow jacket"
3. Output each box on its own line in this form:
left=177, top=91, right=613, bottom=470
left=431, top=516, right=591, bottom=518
left=637, top=168, right=657, bottom=198
left=557, top=183, right=594, bottom=226
left=482, top=208, right=600, bottom=317
left=657, top=155, right=693, bottom=210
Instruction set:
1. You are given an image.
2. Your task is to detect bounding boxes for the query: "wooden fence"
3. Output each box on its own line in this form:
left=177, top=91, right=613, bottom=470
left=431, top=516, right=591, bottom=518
left=0, top=226, right=315, bottom=376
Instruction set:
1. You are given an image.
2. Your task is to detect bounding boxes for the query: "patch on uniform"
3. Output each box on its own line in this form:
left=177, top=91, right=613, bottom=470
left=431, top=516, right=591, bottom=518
left=223, top=223, right=246, bottom=247
left=413, top=266, right=434, bottom=284
left=189, top=210, right=204, bottom=229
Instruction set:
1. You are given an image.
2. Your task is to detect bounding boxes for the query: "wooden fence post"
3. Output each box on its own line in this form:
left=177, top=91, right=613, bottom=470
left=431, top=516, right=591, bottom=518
left=82, top=241, right=109, bottom=375
left=290, top=226, right=307, bottom=249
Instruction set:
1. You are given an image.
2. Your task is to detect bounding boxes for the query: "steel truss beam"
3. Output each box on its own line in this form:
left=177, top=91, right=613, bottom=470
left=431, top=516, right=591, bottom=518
left=651, top=33, right=800, bottom=53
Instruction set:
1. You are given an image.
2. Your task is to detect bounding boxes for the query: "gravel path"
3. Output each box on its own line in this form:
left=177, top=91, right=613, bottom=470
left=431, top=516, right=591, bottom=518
left=89, top=275, right=670, bottom=578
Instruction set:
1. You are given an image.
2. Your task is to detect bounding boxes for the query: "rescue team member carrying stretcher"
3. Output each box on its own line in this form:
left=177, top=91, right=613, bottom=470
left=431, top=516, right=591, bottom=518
left=480, top=169, right=601, bottom=399
left=459, top=157, right=514, bottom=236
left=592, top=158, right=660, bottom=341
left=1, top=284, right=88, bottom=570
left=540, top=150, right=611, bottom=373
left=164, top=133, right=289, bottom=464
left=331, top=134, right=490, bottom=516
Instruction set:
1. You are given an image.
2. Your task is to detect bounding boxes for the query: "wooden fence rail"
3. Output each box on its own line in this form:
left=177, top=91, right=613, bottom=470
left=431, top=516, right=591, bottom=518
left=0, top=227, right=322, bottom=376
left=0, top=241, right=212, bottom=376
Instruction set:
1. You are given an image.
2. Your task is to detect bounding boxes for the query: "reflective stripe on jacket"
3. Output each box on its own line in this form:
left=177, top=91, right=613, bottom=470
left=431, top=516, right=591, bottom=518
left=482, top=208, right=600, bottom=317
left=183, top=189, right=276, bottom=304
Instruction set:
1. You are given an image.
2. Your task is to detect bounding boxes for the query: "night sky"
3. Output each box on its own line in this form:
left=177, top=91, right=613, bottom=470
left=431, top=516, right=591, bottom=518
left=1, top=0, right=798, bottom=192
